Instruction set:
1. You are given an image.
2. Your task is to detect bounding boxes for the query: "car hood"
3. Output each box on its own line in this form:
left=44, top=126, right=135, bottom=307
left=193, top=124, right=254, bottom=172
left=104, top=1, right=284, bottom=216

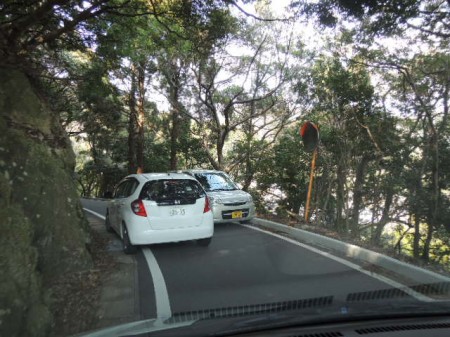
left=74, top=297, right=450, bottom=337
left=207, top=190, right=250, bottom=203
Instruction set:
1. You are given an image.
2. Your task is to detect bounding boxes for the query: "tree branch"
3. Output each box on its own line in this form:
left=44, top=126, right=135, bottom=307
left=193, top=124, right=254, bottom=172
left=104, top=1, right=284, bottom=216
left=224, top=0, right=290, bottom=22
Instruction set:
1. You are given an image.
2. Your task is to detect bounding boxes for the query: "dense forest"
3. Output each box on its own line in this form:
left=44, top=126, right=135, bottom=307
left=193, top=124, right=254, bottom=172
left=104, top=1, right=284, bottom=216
left=0, top=1, right=449, bottom=336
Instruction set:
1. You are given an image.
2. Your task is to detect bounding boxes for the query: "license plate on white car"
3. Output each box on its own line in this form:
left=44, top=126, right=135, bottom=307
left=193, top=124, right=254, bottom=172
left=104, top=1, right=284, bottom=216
left=232, top=211, right=243, bottom=219
left=169, top=208, right=186, bottom=216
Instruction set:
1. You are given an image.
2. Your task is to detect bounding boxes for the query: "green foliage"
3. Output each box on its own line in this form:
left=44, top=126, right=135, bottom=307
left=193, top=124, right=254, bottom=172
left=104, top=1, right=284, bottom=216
left=256, top=126, right=310, bottom=214
left=387, top=223, right=450, bottom=271
left=294, top=0, right=420, bottom=36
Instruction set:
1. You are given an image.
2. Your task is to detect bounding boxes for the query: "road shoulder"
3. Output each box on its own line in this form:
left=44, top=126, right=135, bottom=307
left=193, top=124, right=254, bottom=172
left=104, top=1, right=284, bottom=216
left=89, top=213, right=141, bottom=331
left=51, top=213, right=140, bottom=336
left=248, top=218, right=450, bottom=300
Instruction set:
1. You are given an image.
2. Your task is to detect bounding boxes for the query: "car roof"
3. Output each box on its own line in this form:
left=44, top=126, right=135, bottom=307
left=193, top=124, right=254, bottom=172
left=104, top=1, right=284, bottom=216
left=180, top=169, right=226, bottom=174
left=125, top=172, right=196, bottom=182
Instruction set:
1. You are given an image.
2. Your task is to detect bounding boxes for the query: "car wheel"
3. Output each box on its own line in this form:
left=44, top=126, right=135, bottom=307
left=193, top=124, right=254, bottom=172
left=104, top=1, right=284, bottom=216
left=122, top=224, right=137, bottom=254
left=197, top=237, right=212, bottom=247
left=105, top=211, right=114, bottom=233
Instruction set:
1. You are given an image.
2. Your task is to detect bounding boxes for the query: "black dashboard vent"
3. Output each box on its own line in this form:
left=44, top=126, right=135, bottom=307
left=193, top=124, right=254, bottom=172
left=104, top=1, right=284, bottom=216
left=411, top=282, right=450, bottom=296
left=168, top=296, right=333, bottom=323
left=346, top=288, right=408, bottom=302
left=291, top=332, right=343, bottom=337
left=355, top=322, right=450, bottom=334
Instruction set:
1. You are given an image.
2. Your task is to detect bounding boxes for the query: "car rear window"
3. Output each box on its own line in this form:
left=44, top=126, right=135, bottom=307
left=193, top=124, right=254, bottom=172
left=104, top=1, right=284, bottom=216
left=139, top=179, right=206, bottom=204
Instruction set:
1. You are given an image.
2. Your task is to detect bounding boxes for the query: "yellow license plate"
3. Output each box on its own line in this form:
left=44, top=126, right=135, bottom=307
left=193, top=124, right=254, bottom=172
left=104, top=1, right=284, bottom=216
left=231, top=211, right=243, bottom=219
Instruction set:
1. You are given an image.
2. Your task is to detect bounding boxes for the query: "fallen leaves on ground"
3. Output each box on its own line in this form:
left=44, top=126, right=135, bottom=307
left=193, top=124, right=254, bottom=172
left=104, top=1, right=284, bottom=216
left=50, top=220, right=117, bottom=337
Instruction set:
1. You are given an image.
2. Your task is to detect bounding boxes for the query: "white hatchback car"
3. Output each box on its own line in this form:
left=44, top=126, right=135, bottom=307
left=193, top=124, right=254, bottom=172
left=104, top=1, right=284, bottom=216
left=181, top=170, right=256, bottom=224
left=105, top=173, right=214, bottom=254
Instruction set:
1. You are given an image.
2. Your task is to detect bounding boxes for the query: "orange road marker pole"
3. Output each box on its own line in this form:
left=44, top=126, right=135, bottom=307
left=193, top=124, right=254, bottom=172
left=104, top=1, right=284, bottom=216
left=305, top=147, right=317, bottom=223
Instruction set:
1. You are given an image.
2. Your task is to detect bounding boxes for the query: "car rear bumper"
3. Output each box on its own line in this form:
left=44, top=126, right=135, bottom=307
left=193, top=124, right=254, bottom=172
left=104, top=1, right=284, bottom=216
left=128, top=224, right=214, bottom=245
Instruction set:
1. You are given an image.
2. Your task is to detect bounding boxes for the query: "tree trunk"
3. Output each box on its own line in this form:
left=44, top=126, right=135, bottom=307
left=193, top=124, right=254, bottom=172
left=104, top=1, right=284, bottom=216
left=412, top=127, right=430, bottom=258
left=242, top=101, right=256, bottom=191
left=127, top=65, right=138, bottom=174
left=422, top=128, right=440, bottom=261
left=217, top=143, right=224, bottom=169
left=335, top=159, right=346, bottom=232
left=372, top=188, right=393, bottom=245
left=136, top=62, right=146, bottom=173
left=422, top=222, right=434, bottom=261
left=350, top=156, right=369, bottom=237
left=413, top=214, right=421, bottom=259
left=216, top=129, right=225, bottom=170
left=318, top=179, right=333, bottom=227
left=170, top=107, right=179, bottom=170
left=165, top=61, right=185, bottom=171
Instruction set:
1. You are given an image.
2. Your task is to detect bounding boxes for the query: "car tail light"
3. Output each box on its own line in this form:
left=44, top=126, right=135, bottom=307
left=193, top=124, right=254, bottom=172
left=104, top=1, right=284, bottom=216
left=203, top=196, right=211, bottom=213
left=131, top=199, right=147, bottom=217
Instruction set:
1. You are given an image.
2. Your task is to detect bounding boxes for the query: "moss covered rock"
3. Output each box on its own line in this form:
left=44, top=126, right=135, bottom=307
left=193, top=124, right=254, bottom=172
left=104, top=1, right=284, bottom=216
left=0, top=68, right=92, bottom=337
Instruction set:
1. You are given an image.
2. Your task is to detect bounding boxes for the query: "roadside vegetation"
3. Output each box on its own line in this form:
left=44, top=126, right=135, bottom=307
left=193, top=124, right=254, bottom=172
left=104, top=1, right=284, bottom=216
left=0, top=1, right=449, bottom=336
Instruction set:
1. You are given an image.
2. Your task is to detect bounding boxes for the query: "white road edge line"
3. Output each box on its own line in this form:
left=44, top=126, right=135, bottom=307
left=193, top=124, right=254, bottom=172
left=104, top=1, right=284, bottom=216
left=142, top=247, right=172, bottom=319
left=241, top=224, right=435, bottom=302
left=83, top=208, right=106, bottom=220
left=83, top=207, right=172, bottom=318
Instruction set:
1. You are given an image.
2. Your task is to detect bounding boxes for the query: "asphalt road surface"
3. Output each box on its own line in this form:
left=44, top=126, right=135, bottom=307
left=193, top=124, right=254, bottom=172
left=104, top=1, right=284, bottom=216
left=81, top=198, right=417, bottom=321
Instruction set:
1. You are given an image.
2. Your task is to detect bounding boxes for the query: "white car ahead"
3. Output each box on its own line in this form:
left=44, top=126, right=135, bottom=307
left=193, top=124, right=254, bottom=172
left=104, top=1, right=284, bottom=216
left=105, top=173, right=214, bottom=254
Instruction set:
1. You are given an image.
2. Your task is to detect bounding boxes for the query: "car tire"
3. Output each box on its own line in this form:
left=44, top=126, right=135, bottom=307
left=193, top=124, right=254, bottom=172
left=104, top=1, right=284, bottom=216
left=122, top=224, right=137, bottom=254
left=105, top=211, right=114, bottom=233
left=197, top=237, right=212, bottom=247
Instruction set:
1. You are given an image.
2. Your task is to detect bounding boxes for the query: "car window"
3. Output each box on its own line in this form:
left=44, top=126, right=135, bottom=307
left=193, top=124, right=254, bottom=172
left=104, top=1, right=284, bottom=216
left=114, top=180, right=138, bottom=198
left=194, top=172, right=237, bottom=192
left=126, top=179, right=139, bottom=196
left=140, top=179, right=205, bottom=201
left=114, top=181, right=129, bottom=198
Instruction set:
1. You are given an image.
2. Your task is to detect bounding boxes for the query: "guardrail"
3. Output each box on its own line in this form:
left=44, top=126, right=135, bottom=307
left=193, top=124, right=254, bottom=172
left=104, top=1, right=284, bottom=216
left=252, top=218, right=450, bottom=285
